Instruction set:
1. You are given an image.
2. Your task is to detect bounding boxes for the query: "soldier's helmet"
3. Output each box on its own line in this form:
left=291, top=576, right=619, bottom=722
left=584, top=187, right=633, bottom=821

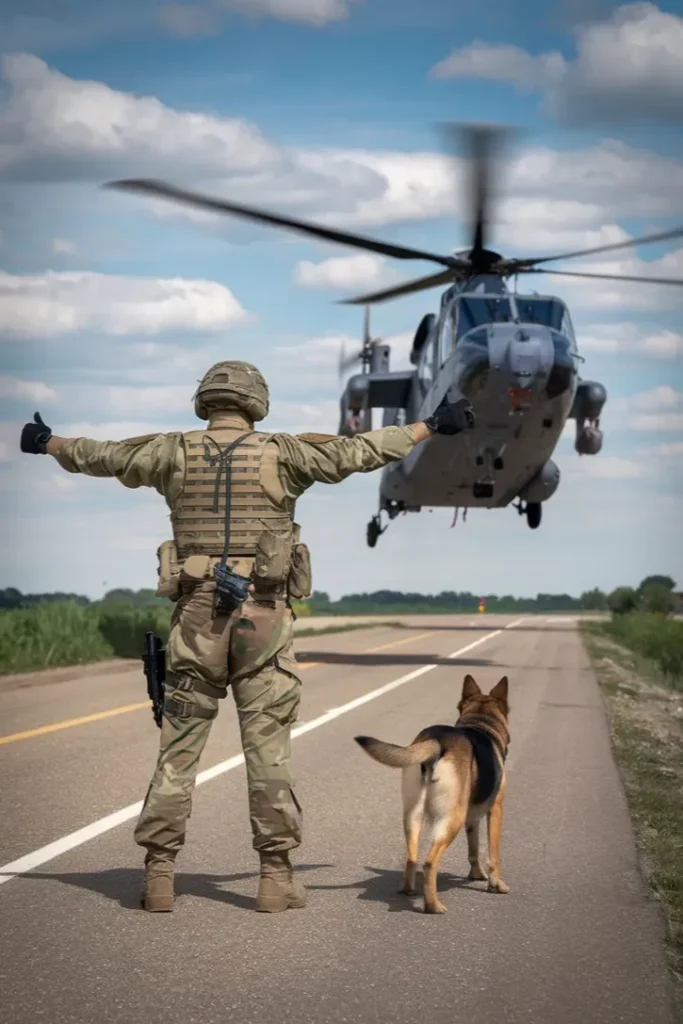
left=193, top=361, right=269, bottom=422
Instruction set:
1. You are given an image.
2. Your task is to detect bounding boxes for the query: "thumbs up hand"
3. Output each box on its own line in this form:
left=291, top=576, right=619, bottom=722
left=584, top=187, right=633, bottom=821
left=20, top=412, right=53, bottom=455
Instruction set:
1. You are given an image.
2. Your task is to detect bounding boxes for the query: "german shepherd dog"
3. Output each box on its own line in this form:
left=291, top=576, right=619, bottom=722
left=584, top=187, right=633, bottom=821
left=354, top=674, right=510, bottom=914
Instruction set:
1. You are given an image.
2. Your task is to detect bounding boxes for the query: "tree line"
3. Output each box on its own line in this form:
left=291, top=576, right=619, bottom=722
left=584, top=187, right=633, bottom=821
left=1, top=576, right=676, bottom=615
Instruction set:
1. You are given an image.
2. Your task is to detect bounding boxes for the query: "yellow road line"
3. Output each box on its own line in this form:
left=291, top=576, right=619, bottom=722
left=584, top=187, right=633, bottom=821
left=366, top=631, right=433, bottom=653
left=0, top=628, right=438, bottom=745
left=0, top=701, right=152, bottom=746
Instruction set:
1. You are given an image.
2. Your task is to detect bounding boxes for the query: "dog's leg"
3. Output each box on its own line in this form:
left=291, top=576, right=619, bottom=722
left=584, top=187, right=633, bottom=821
left=422, top=811, right=465, bottom=914
left=486, top=788, right=510, bottom=894
left=466, top=819, right=488, bottom=881
left=399, top=765, right=425, bottom=895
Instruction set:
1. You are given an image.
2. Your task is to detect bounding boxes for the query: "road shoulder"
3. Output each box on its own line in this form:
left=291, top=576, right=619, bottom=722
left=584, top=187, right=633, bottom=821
left=581, top=623, right=683, bottom=1013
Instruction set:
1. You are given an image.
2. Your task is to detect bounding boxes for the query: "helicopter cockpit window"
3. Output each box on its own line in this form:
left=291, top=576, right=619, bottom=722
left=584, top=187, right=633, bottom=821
left=418, top=334, right=436, bottom=390
left=439, top=304, right=456, bottom=365
left=456, top=296, right=512, bottom=340
left=514, top=298, right=565, bottom=332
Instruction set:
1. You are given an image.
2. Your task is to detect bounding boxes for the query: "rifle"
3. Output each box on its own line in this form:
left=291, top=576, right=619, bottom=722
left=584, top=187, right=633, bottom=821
left=142, top=631, right=166, bottom=728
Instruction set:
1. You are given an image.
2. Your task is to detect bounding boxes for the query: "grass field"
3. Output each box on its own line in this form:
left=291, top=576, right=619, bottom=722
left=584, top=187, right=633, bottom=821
left=581, top=617, right=683, bottom=1000
left=0, top=599, right=399, bottom=675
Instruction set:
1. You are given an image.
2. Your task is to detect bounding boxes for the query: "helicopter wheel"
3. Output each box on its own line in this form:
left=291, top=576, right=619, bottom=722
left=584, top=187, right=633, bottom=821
left=526, top=503, right=542, bottom=530
left=366, top=515, right=385, bottom=548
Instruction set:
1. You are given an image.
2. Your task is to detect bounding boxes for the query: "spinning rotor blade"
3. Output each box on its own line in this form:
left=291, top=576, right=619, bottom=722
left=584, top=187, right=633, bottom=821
left=363, top=304, right=370, bottom=343
left=441, top=122, right=515, bottom=264
left=512, top=225, right=683, bottom=270
left=106, top=179, right=464, bottom=268
left=524, top=267, right=683, bottom=287
left=339, top=344, right=363, bottom=378
left=339, top=268, right=456, bottom=306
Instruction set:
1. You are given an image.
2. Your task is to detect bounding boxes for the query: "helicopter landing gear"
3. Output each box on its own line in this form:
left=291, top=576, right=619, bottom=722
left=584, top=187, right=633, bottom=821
left=513, top=500, right=542, bottom=529
left=366, top=513, right=387, bottom=548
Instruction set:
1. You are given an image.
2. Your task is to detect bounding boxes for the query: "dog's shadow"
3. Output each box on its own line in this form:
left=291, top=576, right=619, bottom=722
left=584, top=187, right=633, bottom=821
left=26, top=863, right=486, bottom=914
left=309, top=865, right=489, bottom=914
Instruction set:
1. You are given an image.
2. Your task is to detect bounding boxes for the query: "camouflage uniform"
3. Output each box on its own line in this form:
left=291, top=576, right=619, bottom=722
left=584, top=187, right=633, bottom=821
left=53, top=364, right=419, bottom=912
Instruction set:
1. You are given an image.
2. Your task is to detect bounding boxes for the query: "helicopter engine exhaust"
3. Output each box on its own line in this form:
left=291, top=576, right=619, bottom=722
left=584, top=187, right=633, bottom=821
left=517, top=459, right=560, bottom=504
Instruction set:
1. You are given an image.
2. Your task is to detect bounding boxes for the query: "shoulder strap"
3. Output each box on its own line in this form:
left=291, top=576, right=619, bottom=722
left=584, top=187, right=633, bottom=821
left=201, top=431, right=255, bottom=573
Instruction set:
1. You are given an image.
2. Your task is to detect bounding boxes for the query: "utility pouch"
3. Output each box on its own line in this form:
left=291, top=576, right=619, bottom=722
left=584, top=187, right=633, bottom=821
left=180, top=554, right=212, bottom=581
left=253, top=530, right=291, bottom=590
left=287, top=524, right=312, bottom=600
left=213, top=562, right=251, bottom=618
left=156, top=540, right=181, bottom=601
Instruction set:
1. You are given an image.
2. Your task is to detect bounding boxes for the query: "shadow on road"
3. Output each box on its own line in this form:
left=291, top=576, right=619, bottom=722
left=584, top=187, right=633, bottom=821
left=295, top=652, right=496, bottom=668
left=27, top=863, right=333, bottom=913
left=309, top=865, right=491, bottom=914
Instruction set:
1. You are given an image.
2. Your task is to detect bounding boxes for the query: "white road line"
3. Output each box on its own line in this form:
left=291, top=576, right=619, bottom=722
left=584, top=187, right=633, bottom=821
left=0, top=619, right=524, bottom=888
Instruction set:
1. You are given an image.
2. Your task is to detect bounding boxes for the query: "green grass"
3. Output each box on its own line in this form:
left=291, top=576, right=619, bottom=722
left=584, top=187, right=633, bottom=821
left=0, top=601, right=173, bottom=675
left=584, top=614, right=683, bottom=690
left=582, top=626, right=683, bottom=997
left=0, top=600, right=403, bottom=675
left=0, top=601, right=114, bottom=674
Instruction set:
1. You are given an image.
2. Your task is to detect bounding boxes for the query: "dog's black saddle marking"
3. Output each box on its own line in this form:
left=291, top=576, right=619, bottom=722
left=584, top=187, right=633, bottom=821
left=415, top=723, right=503, bottom=807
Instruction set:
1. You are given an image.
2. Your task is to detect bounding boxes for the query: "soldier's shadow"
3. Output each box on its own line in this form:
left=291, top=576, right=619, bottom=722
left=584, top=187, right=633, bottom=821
left=27, top=864, right=332, bottom=913
left=308, top=865, right=487, bottom=914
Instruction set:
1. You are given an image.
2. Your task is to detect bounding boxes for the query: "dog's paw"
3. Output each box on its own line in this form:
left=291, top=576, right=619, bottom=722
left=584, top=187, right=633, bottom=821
left=467, top=866, right=488, bottom=882
left=423, top=901, right=447, bottom=914
left=398, top=885, right=417, bottom=896
left=487, top=879, right=510, bottom=894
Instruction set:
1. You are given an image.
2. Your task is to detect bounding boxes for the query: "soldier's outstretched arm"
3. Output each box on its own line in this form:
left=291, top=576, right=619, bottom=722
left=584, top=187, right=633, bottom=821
left=273, top=399, right=474, bottom=497
left=19, top=411, right=182, bottom=495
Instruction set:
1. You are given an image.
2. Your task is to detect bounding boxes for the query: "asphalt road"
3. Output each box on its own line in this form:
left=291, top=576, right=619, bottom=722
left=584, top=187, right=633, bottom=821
left=0, top=616, right=677, bottom=1024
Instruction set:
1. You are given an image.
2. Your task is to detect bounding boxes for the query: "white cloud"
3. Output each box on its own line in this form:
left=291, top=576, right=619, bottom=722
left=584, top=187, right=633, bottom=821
left=566, top=454, right=646, bottom=478
left=611, top=386, right=683, bottom=432
left=268, top=398, right=339, bottom=434
left=540, top=247, right=683, bottom=312
left=84, top=386, right=193, bottom=418
left=157, top=3, right=222, bottom=36
left=217, top=0, right=357, bottom=25
left=638, top=440, right=683, bottom=456
left=0, top=375, right=57, bottom=402
left=579, top=323, right=683, bottom=357
left=293, top=253, right=393, bottom=291
left=431, top=3, right=683, bottom=125
left=59, top=419, right=186, bottom=440
left=432, top=42, right=563, bottom=91
left=3, top=53, right=683, bottom=250
left=158, top=0, right=358, bottom=33
left=51, top=237, right=78, bottom=256
left=0, top=52, right=280, bottom=182
left=631, top=413, right=683, bottom=432
left=0, top=270, right=248, bottom=339
left=619, top=385, right=682, bottom=413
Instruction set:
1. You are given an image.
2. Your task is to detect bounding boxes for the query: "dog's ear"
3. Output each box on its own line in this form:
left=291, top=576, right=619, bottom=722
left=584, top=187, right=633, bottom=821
left=461, top=674, right=481, bottom=700
left=489, top=676, right=508, bottom=703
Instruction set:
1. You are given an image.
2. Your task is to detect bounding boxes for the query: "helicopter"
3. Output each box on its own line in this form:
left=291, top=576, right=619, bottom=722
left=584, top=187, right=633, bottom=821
left=106, top=124, right=683, bottom=547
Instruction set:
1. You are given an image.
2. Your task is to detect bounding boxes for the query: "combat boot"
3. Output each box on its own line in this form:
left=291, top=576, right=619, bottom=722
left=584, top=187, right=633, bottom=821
left=256, top=851, right=307, bottom=913
left=141, top=855, right=175, bottom=913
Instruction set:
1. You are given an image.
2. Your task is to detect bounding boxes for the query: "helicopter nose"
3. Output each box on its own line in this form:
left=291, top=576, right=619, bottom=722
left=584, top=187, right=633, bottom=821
left=495, top=326, right=555, bottom=409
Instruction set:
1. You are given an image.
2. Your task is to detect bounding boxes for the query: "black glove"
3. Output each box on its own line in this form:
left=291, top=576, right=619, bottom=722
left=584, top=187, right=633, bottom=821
left=20, top=412, right=53, bottom=455
left=424, top=398, right=475, bottom=436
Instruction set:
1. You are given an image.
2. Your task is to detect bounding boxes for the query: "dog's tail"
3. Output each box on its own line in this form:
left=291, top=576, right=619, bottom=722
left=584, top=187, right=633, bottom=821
left=354, top=735, right=441, bottom=768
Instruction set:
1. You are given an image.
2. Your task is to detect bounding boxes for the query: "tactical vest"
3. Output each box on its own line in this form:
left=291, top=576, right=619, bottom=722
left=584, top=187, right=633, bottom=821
left=171, top=427, right=293, bottom=564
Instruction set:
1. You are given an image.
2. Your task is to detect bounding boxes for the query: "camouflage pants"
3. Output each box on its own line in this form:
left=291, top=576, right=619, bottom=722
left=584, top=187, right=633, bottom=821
left=134, top=582, right=302, bottom=862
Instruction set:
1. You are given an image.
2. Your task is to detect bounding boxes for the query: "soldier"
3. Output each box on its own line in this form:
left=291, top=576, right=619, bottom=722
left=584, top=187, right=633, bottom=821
left=20, top=361, right=474, bottom=914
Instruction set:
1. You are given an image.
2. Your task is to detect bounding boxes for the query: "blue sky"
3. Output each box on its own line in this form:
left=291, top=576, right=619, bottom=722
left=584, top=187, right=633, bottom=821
left=1, top=0, right=682, bottom=600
